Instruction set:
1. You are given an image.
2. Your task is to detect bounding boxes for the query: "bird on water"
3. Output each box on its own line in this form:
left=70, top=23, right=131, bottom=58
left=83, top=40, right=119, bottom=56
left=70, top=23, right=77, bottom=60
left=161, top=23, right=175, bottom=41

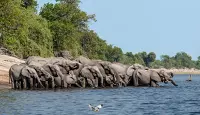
left=186, top=74, right=192, bottom=81
left=88, top=104, right=103, bottom=112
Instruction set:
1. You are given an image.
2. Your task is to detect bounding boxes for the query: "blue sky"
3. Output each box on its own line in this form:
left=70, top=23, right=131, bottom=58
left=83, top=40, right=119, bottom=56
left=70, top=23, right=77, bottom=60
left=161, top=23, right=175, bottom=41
left=37, top=0, right=200, bottom=60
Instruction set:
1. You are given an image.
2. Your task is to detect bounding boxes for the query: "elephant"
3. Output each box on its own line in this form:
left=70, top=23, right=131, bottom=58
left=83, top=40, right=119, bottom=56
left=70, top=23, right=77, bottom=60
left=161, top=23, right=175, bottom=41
left=42, top=64, right=65, bottom=88
left=9, top=64, right=44, bottom=89
left=63, top=70, right=82, bottom=88
left=124, top=64, right=149, bottom=86
left=132, top=69, right=178, bottom=87
left=79, top=65, right=104, bottom=88
left=97, top=61, right=130, bottom=87
left=29, top=65, right=55, bottom=89
left=109, top=63, right=130, bottom=87
left=42, top=63, right=81, bottom=88
left=26, top=56, right=52, bottom=67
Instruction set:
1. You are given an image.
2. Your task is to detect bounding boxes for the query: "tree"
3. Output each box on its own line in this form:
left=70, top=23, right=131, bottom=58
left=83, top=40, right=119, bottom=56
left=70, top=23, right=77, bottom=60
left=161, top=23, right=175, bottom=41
left=174, top=52, right=195, bottom=68
left=105, top=45, right=123, bottom=62
left=0, top=0, right=53, bottom=58
left=160, top=55, right=173, bottom=69
left=146, top=52, right=156, bottom=67
left=40, top=1, right=96, bottom=57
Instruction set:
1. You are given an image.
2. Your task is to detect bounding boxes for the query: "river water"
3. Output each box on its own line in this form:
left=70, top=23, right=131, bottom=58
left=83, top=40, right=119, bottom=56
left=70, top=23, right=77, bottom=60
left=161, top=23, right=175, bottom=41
left=0, top=74, right=200, bottom=115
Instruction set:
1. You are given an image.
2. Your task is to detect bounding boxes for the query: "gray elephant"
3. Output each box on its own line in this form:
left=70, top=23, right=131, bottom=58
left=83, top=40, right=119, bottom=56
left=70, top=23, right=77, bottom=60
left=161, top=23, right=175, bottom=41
left=109, top=63, right=130, bottom=87
left=42, top=63, right=81, bottom=88
left=63, top=71, right=82, bottom=88
left=79, top=65, right=104, bottom=88
left=124, top=64, right=149, bottom=86
left=9, top=64, right=44, bottom=89
left=29, top=65, right=55, bottom=89
left=97, top=61, right=126, bottom=87
left=132, top=69, right=178, bottom=87
left=26, top=56, right=52, bottom=67
left=42, top=64, right=65, bottom=88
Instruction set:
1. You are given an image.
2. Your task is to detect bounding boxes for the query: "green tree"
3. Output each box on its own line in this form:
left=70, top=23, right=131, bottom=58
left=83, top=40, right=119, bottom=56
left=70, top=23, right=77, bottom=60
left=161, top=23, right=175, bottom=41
left=174, top=52, right=195, bottom=68
left=40, top=1, right=95, bottom=57
left=106, top=45, right=123, bottom=62
left=0, top=0, right=53, bottom=58
left=160, top=55, right=173, bottom=69
left=145, top=52, right=156, bottom=67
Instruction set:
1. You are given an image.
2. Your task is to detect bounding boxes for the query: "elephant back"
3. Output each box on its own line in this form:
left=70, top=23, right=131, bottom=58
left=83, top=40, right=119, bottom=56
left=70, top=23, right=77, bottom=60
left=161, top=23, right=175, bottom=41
left=150, top=70, right=162, bottom=82
left=75, top=56, right=95, bottom=66
left=26, top=56, right=51, bottom=67
left=9, top=64, right=26, bottom=80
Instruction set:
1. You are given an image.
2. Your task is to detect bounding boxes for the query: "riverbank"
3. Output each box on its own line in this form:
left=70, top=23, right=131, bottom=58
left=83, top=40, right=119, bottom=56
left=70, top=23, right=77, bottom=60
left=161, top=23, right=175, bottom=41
left=153, top=68, right=200, bottom=75
left=0, top=55, right=25, bottom=89
left=0, top=54, right=200, bottom=90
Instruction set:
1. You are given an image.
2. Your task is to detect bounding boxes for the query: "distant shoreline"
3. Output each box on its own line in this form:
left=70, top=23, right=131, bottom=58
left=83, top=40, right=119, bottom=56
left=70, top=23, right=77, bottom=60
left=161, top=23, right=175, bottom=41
left=153, top=68, right=200, bottom=75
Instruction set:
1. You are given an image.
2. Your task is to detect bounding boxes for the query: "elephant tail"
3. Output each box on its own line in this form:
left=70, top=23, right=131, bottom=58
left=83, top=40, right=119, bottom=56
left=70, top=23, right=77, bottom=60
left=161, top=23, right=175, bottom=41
left=9, top=68, right=14, bottom=89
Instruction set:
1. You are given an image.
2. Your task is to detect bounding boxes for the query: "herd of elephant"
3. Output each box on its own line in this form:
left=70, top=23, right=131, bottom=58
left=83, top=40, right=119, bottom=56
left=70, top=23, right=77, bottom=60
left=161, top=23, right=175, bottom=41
left=9, top=56, right=178, bottom=90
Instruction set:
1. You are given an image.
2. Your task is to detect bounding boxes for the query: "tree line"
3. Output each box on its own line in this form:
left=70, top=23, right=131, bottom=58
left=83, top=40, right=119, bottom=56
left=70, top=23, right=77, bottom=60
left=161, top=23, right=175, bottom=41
left=0, top=0, right=199, bottom=69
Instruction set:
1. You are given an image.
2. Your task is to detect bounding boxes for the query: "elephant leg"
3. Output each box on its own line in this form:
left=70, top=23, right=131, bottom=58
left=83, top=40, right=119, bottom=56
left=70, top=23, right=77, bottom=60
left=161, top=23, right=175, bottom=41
left=45, top=81, right=49, bottom=89
left=11, top=80, right=14, bottom=89
left=150, top=81, right=158, bottom=87
left=61, top=80, right=65, bottom=88
left=133, top=71, right=139, bottom=86
left=87, top=79, right=94, bottom=88
left=18, top=81, right=22, bottom=90
left=95, top=78, right=98, bottom=88
left=16, top=81, right=20, bottom=89
left=33, top=78, right=37, bottom=89
left=51, top=78, right=55, bottom=89
left=29, top=78, right=33, bottom=90
left=110, top=83, right=114, bottom=88
left=81, top=78, right=86, bottom=88
left=23, top=78, right=27, bottom=89
left=100, top=77, right=104, bottom=88
left=35, top=76, right=45, bottom=89
left=15, top=81, right=18, bottom=89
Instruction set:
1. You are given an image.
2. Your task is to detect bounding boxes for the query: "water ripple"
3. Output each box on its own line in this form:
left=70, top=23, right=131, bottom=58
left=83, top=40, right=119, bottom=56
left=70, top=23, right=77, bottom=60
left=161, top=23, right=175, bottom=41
left=0, top=75, right=200, bottom=115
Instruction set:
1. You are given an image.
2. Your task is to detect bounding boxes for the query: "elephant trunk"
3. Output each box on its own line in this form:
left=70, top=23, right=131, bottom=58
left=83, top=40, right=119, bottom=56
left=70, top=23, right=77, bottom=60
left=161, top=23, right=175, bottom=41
left=35, top=74, right=45, bottom=88
left=169, top=79, right=178, bottom=86
left=97, top=72, right=104, bottom=88
left=132, top=69, right=139, bottom=86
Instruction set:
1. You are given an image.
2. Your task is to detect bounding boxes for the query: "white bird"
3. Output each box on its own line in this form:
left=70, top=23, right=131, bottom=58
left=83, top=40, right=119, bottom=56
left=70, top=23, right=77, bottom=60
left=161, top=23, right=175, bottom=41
left=88, top=104, right=103, bottom=112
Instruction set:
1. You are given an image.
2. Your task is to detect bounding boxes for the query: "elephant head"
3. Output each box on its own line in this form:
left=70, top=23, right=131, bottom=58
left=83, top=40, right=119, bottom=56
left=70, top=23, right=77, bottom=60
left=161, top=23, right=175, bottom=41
left=21, top=66, right=44, bottom=89
left=99, top=62, right=118, bottom=85
left=87, top=65, right=104, bottom=88
left=64, top=71, right=82, bottom=88
left=158, top=70, right=178, bottom=86
left=29, top=65, right=55, bottom=88
left=105, top=74, right=116, bottom=87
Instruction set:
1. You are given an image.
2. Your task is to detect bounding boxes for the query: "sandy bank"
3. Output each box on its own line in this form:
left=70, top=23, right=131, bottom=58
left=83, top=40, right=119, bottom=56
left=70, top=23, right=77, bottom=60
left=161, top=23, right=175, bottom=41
left=0, top=55, right=25, bottom=89
left=153, top=68, right=200, bottom=75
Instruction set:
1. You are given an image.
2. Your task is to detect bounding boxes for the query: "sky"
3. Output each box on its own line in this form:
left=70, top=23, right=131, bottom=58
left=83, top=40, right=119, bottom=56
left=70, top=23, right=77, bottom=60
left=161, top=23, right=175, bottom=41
left=37, top=0, right=200, bottom=60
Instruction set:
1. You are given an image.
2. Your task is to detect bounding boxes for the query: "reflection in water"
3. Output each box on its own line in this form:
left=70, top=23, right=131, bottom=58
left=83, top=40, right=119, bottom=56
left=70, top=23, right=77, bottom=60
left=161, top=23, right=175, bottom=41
left=0, top=75, right=200, bottom=115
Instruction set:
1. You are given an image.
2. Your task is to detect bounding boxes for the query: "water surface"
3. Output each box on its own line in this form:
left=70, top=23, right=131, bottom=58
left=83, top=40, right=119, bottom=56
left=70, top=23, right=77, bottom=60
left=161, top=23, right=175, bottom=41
left=0, top=74, right=200, bottom=115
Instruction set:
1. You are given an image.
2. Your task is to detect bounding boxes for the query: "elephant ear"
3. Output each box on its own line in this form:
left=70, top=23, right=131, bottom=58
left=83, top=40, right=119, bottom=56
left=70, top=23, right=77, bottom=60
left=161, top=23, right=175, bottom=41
left=151, top=71, right=162, bottom=82
left=168, top=72, right=174, bottom=78
left=158, top=70, right=165, bottom=77
left=87, top=66, right=96, bottom=73
left=21, top=66, right=30, bottom=77
left=126, top=66, right=135, bottom=76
